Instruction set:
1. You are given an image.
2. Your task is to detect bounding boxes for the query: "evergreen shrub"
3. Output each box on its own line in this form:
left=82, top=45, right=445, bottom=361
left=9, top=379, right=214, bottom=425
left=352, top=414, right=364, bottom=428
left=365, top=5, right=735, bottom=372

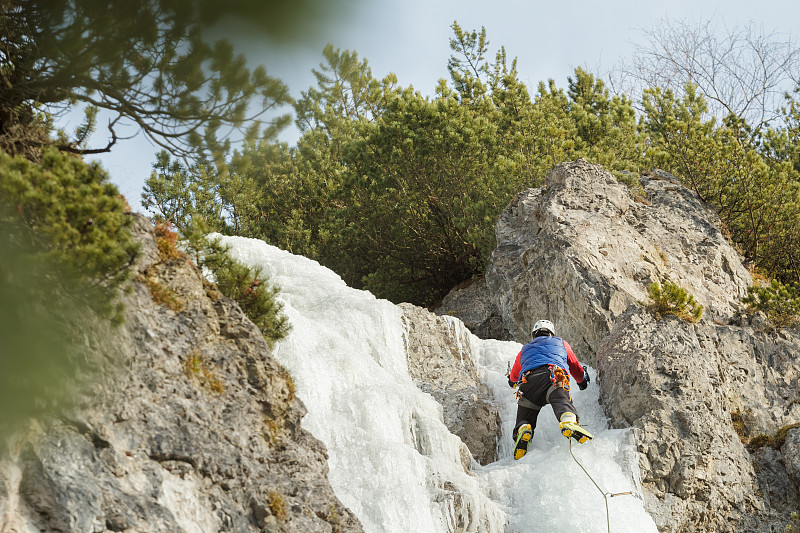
left=743, top=280, right=800, bottom=328
left=647, top=280, right=703, bottom=323
left=0, top=148, right=138, bottom=430
left=201, top=239, right=290, bottom=346
left=0, top=148, right=138, bottom=321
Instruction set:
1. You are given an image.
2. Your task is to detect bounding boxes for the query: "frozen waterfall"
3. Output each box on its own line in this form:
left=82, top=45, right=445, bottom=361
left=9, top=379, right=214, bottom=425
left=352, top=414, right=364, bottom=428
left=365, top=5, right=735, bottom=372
left=217, top=235, right=658, bottom=533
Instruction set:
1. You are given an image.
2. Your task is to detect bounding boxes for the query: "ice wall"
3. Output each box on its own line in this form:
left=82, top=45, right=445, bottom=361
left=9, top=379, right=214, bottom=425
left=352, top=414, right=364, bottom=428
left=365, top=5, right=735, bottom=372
left=218, top=236, right=658, bottom=533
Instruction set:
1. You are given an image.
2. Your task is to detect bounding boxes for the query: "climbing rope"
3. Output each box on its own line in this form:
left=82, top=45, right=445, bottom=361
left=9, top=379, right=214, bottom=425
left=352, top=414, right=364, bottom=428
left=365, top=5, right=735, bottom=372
left=568, top=438, right=634, bottom=533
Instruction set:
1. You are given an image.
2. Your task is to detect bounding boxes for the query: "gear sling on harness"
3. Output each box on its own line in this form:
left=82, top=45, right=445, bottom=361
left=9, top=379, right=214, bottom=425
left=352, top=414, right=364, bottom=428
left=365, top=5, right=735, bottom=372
left=516, top=364, right=571, bottom=410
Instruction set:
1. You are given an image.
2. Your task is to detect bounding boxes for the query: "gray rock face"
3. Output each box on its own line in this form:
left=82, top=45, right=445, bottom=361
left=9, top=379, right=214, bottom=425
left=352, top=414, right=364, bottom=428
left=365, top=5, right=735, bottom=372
left=751, top=446, right=800, bottom=525
left=434, top=278, right=512, bottom=341
left=438, top=160, right=799, bottom=530
left=597, top=307, right=800, bottom=532
left=0, top=215, right=362, bottom=533
left=783, top=428, right=800, bottom=487
left=399, top=303, right=501, bottom=466
left=446, top=160, right=751, bottom=363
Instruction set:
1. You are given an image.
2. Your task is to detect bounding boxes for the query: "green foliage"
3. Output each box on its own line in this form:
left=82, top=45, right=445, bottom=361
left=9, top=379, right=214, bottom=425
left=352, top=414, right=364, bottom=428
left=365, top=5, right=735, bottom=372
left=184, top=352, right=224, bottom=394
left=567, top=68, right=645, bottom=172
left=0, top=148, right=137, bottom=432
left=336, top=88, right=519, bottom=303
left=0, top=148, right=138, bottom=321
left=787, top=511, right=799, bottom=532
left=205, top=247, right=289, bottom=345
left=774, top=423, right=800, bottom=448
left=142, top=152, right=228, bottom=234
left=267, top=490, right=287, bottom=521
left=183, top=224, right=290, bottom=345
left=0, top=0, right=293, bottom=158
left=326, top=504, right=342, bottom=532
left=743, top=279, right=800, bottom=328
left=647, top=280, right=704, bottom=322
left=447, top=22, right=491, bottom=102
left=137, top=21, right=800, bottom=308
left=144, top=277, right=184, bottom=312
left=295, top=43, right=397, bottom=133
left=745, top=423, right=800, bottom=453
left=643, top=85, right=800, bottom=283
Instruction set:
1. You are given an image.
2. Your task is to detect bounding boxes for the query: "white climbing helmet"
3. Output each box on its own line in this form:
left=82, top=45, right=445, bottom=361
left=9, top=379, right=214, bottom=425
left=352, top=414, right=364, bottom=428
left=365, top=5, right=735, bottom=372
left=532, top=319, right=555, bottom=338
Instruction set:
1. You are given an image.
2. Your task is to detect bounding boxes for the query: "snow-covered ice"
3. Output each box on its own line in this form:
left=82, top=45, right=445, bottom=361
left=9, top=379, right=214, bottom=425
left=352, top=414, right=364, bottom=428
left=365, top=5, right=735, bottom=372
left=216, top=235, right=658, bottom=533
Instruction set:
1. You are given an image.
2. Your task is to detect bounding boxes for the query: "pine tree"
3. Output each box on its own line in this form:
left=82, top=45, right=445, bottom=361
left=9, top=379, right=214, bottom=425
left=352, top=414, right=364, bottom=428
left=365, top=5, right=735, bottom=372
left=0, top=148, right=138, bottom=320
left=0, top=0, right=292, bottom=159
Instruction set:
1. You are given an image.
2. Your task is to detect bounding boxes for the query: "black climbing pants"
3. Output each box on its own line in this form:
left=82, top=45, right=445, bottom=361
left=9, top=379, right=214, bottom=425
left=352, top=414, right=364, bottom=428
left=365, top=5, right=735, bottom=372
left=512, top=365, right=579, bottom=441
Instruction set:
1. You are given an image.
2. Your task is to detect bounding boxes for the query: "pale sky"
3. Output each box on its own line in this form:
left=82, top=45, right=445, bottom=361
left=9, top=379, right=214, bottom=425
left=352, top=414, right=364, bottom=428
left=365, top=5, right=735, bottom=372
left=60, top=0, right=800, bottom=214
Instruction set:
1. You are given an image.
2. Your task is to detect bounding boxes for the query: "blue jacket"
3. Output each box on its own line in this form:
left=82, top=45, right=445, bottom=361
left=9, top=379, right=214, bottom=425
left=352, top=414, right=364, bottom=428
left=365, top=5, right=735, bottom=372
left=519, top=336, right=568, bottom=375
left=509, top=336, right=585, bottom=384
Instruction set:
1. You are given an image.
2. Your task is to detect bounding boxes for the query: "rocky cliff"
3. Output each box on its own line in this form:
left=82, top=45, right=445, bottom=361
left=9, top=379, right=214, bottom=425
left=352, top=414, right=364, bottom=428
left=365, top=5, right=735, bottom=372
left=438, top=159, right=800, bottom=531
left=0, top=216, right=362, bottom=533
left=598, top=308, right=800, bottom=532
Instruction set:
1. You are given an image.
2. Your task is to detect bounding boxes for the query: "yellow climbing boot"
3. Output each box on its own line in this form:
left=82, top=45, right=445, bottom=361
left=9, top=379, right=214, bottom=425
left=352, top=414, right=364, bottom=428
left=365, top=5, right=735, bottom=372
left=559, top=412, right=593, bottom=444
left=513, top=424, right=533, bottom=460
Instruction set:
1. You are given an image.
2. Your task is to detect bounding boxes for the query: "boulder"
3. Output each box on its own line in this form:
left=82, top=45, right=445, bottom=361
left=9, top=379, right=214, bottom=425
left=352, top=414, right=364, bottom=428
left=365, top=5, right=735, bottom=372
left=442, top=160, right=751, bottom=364
left=434, top=277, right=511, bottom=341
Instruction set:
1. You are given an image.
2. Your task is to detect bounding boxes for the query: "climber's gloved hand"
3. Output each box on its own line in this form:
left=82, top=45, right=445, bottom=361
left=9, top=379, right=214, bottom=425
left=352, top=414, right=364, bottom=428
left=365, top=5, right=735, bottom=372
left=508, top=378, right=517, bottom=389
left=578, top=365, right=590, bottom=390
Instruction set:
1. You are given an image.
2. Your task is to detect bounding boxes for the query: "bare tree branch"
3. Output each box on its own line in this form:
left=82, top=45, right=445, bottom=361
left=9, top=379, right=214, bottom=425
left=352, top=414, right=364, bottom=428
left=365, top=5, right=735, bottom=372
left=610, top=17, right=800, bottom=132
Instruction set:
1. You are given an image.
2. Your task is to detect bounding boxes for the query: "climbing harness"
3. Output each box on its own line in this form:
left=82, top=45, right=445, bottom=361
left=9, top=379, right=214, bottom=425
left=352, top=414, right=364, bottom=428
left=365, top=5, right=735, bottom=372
left=516, top=394, right=539, bottom=410
left=514, top=365, right=572, bottom=409
left=568, top=438, right=635, bottom=533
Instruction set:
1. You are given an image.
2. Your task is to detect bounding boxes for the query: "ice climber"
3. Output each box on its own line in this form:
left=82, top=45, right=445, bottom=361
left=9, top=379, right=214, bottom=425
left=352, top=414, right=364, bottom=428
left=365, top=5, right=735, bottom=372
left=507, top=319, right=592, bottom=460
